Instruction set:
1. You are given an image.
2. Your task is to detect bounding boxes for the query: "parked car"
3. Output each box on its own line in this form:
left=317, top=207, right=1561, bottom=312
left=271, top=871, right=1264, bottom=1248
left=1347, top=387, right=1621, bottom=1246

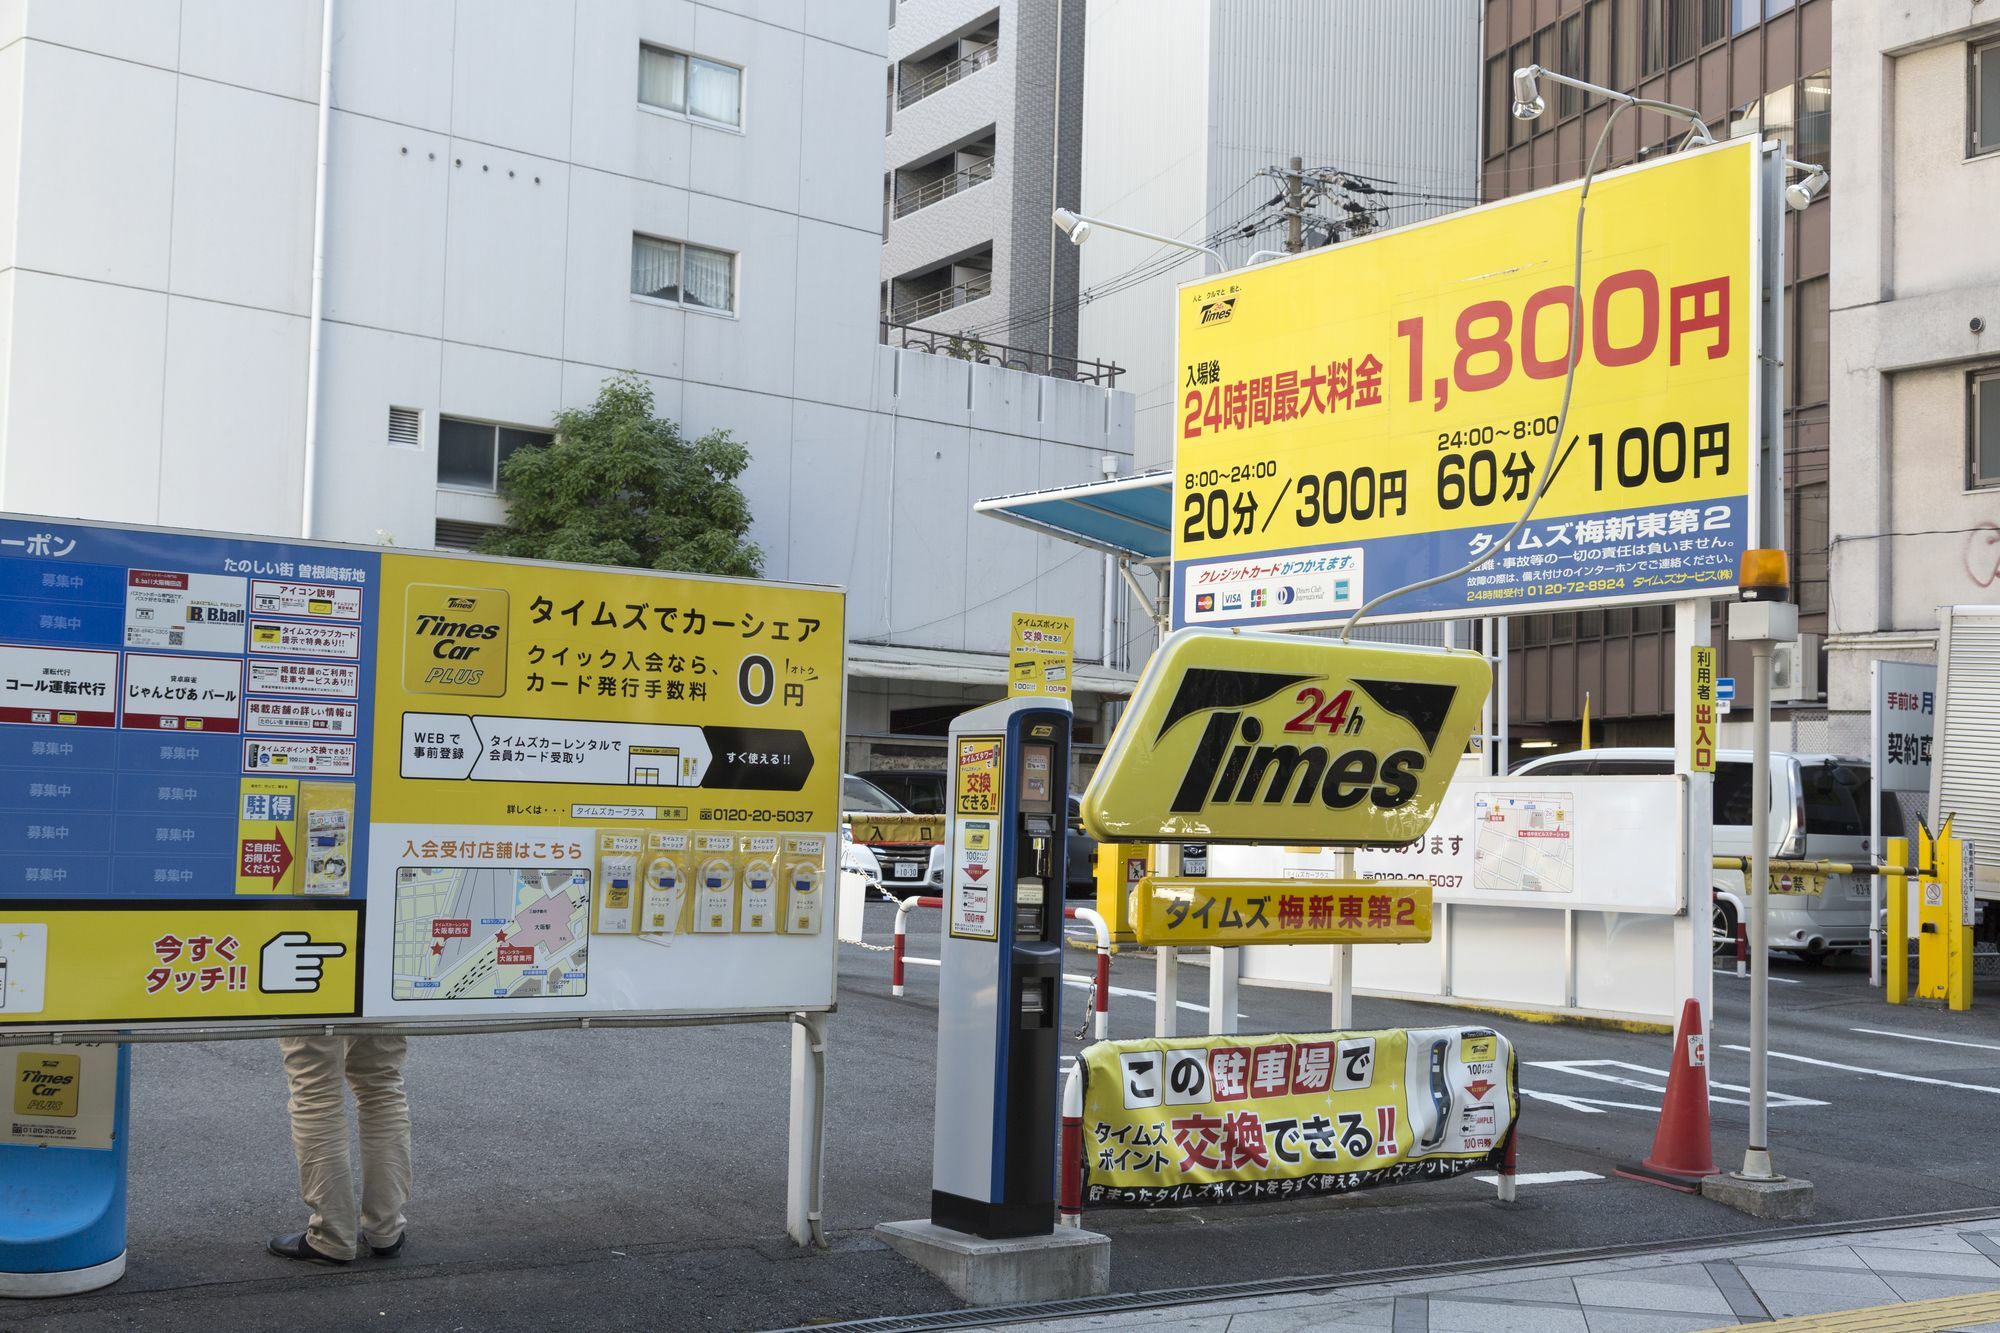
left=1510, top=747, right=1898, bottom=961
left=852, top=769, right=945, bottom=815
left=842, top=773, right=940, bottom=898
left=1065, top=795, right=1099, bottom=898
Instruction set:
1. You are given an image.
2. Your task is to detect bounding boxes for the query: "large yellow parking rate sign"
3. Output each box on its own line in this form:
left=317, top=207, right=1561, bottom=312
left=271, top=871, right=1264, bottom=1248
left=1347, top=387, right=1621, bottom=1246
left=1174, top=137, right=1762, bottom=629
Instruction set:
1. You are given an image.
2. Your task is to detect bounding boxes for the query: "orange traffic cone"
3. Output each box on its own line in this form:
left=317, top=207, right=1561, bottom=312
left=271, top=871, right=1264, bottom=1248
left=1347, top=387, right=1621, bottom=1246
left=1615, top=998, right=1719, bottom=1192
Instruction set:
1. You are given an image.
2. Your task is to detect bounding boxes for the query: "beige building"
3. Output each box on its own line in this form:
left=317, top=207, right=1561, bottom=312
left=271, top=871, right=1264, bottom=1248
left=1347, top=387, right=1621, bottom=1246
left=1826, top=2, right=2000, bottom=710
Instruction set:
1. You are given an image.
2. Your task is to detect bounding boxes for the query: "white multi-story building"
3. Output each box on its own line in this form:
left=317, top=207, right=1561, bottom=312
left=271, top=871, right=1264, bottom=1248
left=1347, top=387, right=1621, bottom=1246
left=0, top=0, right=1136, bottom=767
left=880, top=0, right=1094, bottom=381
left=1076, top=0, right=1482, bottom=468
left=1825, top=3, right=2000, bottom=709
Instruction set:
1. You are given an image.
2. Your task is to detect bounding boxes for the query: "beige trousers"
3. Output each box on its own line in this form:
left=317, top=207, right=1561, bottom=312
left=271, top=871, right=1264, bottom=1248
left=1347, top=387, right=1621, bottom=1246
left=278, top=1035, right=412, bottom=1261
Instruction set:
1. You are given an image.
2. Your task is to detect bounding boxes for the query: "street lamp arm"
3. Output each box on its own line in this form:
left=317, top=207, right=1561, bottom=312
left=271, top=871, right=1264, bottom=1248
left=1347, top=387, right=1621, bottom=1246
left=1512, top=64, right=1715, bottom=145
left=1051, top=207, right=1224, bottom=263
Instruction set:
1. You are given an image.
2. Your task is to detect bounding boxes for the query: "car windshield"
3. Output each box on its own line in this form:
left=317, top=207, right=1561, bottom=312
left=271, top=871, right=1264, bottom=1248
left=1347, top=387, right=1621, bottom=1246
left=842, top=776, right=908, bottom=813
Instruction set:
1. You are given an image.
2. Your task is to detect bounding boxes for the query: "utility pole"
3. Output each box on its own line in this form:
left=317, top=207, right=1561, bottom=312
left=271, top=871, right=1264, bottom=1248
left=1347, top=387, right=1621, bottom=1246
left=1283, top=155, right=1304, bottom=253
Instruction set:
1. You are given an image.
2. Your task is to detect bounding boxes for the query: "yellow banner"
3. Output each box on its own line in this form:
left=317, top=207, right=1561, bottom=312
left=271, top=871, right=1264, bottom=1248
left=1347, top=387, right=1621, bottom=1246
left=1135, top=878, right=1431, bottom=946
left=1081, top=1027, right=1516, bottom=1207
left=1173, top=138, right=1759, bottom=623
left=370, top=554, right=845, bottom=832
left=0, top=907, right=360, bottom=1025
left=848, top=815, right=945, bottom=846
left=1010, top=611, right=1074, bottom=700
left=1080, top=629, right=1489, bottom=846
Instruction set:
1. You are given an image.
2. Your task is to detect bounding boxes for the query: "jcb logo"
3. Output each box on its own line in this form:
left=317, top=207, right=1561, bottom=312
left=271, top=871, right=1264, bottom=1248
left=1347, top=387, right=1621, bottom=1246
left=1199, top=299, right=1236, bottom=326
left=404, top=584, right=508, bottom=697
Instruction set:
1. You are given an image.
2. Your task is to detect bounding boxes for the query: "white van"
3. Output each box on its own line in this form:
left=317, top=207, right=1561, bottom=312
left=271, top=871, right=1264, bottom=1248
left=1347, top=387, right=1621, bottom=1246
left=1511, top=747, right=1895, bottom=961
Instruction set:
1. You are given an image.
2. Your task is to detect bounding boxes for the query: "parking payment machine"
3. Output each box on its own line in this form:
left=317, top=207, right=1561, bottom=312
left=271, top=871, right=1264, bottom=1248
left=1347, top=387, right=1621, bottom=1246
left=931, top=696, right=1071, bottom=1239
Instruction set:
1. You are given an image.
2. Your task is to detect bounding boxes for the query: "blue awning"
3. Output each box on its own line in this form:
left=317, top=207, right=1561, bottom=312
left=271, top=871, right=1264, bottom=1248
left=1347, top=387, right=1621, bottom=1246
left=972, top=470, right=1172, bottom=562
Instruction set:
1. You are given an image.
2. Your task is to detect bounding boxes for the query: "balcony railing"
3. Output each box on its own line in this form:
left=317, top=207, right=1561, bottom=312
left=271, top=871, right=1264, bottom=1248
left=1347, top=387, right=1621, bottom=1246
left=889, top=273, right=992, bottom=323
left=896, top=40, right=996, bottom=109
left=892, top=158, right=994, bottom=219
left=881, top=319, right=1124, bottom=388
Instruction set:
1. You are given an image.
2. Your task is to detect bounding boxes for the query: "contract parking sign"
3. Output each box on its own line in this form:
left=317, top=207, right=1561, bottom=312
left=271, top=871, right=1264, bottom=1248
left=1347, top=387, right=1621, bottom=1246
left=1173, top=137, right=1762, bottom=628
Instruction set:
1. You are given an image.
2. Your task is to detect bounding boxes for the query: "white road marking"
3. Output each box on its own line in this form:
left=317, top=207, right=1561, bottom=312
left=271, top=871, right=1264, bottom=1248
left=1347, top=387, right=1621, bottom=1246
left=896, top=956, right=1238, bottom=1015
left=1518, top=1088, right=1657, bottom=1114
left=1474, top=1170, right=1603, bottom=1188
left=1714, top=968, right=1802, bottom=985
left=1851, top=1027, right=2000, bottom=1053
left=1527, top=1059, right=1826, bottom=1109
left=1726, top=1045, right=2000, bottom=1096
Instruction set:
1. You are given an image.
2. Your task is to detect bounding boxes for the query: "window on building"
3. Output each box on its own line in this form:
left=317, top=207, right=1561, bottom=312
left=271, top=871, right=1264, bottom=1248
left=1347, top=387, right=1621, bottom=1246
left=1487, top=54, right=1509, bottom=157
left=1974, top=39, right=2000, bottom=156
left=1560, top=14, right=1585, bottom=116
left=638, top=44, right=742, bottom=127
left=1731, top=0, right=1759, bottom=34
left=1533, top=25, right=1558, bottom=131
left=1614, top=0, right=1640, bottom=87
left=1588, top=0, right=1612, bottom=87
left=1793, top=277, right=1828, bottom=406
left=1762, top=80, right=1795, bottom=151
left=1700, top=0, right=1728, bottom=47
left=1972, top=370, right=2000, bottom=489
left=1797, top=70, right=1830, bottom=166
left=1765, top=0, right=1793, bottom=15
left=1668, top=0, right=1698, bottom=65
left=1639, top=0, right=1666, bottom=77
left=437, top=417, right=553, bottom=492
left=1510, top=39, right=1532, bottom=146
left=631, top=234, right=737, bottom=313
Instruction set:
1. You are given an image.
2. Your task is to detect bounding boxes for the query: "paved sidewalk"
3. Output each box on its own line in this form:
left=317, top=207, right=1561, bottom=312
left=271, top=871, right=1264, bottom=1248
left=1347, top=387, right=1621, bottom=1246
left=1001, top=1217, right=2000, bottom=1332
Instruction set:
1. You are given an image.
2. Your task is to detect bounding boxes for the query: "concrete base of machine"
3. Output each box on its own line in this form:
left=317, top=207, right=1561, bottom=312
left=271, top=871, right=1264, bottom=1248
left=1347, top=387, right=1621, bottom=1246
left=876, top=1219, right=1111, bottom=1306
left=1701, top=1173, right=1817, bottom=1220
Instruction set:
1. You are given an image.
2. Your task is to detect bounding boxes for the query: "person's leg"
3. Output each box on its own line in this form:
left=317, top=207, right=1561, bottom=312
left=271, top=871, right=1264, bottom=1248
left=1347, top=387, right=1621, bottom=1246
left=277, top=1035, right=360, bottom=1260
left=344, top=1034, right=412, bottom=1251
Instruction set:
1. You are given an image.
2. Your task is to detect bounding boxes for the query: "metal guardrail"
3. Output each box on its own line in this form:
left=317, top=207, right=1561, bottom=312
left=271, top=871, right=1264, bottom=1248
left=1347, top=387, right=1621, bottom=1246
left=888, top=273, right=992, bottom=323
left=879, top=319, right=1125, bottom=387
left=892, top=157, right=993, bottom=219
left=896, top=40, right=996, bottom=108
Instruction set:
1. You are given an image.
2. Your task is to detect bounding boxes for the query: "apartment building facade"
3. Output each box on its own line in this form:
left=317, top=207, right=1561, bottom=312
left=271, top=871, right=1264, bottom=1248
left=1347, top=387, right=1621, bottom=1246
left=880, top=0, right=1094, bottom=381
left=0, top=0, right=1136, bottom=766
left=1824, top=2, right=2000, bottom=713
left=1480, top=0, right=1832, bottom=742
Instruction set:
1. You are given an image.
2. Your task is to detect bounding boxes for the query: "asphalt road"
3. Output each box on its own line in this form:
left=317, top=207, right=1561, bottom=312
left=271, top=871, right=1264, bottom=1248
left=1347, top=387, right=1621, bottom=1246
left=7, top=901, right=1999, bottom=1332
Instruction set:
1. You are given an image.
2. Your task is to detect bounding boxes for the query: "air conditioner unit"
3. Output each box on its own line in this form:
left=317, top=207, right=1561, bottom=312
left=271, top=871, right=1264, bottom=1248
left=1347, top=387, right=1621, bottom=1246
left=1771, top=632, right=1822, bottom=703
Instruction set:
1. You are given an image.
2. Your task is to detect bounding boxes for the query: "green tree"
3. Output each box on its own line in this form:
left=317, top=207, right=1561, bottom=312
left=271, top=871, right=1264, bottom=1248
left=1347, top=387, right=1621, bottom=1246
left=478, top=373, right=763, bottom=577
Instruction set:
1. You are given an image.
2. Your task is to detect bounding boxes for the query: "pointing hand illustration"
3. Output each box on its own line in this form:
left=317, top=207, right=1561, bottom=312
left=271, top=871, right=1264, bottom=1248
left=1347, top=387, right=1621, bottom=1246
left=259, top=932, right=348, bottom=993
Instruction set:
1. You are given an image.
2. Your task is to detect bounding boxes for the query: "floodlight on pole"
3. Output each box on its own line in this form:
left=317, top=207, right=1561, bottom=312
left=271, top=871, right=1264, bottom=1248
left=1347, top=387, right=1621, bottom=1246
left=1510, top=64, right=1715, bottom=145
left=1050, top=207, right=1224, bottom=265
left=1783, top=159, right=1829, bottom=211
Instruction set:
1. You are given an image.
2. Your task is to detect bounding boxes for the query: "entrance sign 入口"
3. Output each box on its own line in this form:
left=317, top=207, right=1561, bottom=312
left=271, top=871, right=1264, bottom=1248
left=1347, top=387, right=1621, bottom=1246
left=0, top=515, right=845, bottom=1039
left=1079, top=1026, right=1517, bottom=1208
left=1079, top=628, right=1489, bottom=847
left=1172, top=137, right=1761, bottom=628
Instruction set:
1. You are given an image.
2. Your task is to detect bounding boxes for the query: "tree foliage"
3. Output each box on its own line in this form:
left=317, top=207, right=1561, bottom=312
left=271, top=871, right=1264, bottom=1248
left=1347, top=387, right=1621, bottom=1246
left=478, top=374, right=763, bottom=578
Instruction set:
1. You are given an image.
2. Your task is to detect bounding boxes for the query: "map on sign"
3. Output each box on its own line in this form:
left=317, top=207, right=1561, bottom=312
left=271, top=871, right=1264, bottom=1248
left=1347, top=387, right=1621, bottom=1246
left=1472, top=791, right=1573, bottom=895
left=393, top=866, right=590, bottom=1000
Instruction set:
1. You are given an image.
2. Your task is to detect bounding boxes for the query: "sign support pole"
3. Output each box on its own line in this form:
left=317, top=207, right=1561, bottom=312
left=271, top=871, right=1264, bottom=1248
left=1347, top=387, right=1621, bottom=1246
left=1154, top=844, right=1180, bottom=1036
left=1332, top=848, right=1356, bottom=1027
left=786, top=1010, right=828, bottom=1247
left=1870, top=661, right=1885, bottom=988
left=1207, top=946, right=1239, bottom=1035
left=1672, top=598, right=1716, bottom=1036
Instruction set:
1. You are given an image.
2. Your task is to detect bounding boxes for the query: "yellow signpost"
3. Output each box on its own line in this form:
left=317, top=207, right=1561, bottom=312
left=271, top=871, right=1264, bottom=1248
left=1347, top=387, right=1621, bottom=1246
left=1009, top=611, right=1074, bottom=700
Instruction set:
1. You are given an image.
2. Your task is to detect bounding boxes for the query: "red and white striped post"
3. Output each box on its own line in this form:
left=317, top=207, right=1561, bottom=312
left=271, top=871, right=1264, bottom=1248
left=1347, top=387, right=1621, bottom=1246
left=1736, top=921, right=1749, bottom=977
left=1496, top=1126, right=1519, bottom=1203
left=890, top=895, right=943, bottom=997
left=1058, top=1057, right=1084, bottom=1227
left=1064, top=906, right=1112, bottom=1041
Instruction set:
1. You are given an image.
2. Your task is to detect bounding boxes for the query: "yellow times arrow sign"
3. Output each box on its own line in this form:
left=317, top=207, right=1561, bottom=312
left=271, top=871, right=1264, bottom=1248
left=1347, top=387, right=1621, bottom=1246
left=1081, top=629, right=1489, bottom=846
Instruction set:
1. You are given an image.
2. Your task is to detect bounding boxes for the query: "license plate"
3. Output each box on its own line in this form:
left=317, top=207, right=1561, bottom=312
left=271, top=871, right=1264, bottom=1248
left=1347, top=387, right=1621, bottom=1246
left=892, top=863, right=920, bottom=879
